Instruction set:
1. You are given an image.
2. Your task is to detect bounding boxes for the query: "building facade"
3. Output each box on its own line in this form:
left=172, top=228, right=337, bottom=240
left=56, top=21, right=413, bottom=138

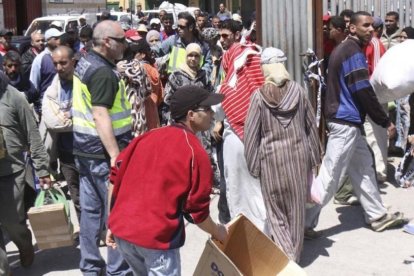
left=0, top=0, right=104, bottom=35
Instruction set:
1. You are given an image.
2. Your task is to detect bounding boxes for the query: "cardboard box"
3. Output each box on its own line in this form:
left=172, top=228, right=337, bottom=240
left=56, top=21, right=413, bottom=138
left=194, top=215, right=306, bottom=275
left=28, top=203, right=74, bottom=250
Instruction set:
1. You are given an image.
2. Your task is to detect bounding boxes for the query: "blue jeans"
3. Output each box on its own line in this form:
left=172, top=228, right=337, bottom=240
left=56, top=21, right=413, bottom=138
left=114, top=236, right=181, bottom=276
left=76, top=156, right=131, bottom=276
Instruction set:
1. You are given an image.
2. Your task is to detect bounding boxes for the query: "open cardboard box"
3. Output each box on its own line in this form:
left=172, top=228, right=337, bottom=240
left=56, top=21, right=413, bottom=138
left=194, top=214, right=306, bottom=275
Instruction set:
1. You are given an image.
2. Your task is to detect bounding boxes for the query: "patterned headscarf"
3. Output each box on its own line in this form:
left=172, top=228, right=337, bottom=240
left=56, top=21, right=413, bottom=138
left=202, top=28, right=219, bottom=42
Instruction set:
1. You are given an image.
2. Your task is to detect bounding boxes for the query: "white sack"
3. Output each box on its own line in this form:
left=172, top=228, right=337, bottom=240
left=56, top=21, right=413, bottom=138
left=370, top=39, right=414, bottom=104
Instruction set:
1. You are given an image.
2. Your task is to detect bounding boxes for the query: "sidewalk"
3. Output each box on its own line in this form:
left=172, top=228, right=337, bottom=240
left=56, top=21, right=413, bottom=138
left=6, top=158, right=414, bottom=275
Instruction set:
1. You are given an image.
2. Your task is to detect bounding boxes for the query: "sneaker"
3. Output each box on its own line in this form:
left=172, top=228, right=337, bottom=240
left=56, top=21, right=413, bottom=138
left=346, top=195, right=359, bottom=205
left=304, top=228, right=323, bottom=240
left=371, top=212, right=404, bottom=232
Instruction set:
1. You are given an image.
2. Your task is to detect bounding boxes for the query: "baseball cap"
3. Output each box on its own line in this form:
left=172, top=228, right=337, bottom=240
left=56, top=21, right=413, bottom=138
left=125, top=29, right=142, bottom=41
left=45, top=28, right=64, bottom=40
left=373, top=16, right=384, bottom=28
left=322, top=13, right=331, bottom=22
left=170, top=85, right=224, bottom=120
left=0, top=29, right=13, bottom=36
left=150, top=18, right=161, bottom=25
left=137, top=24, right=148, bottom=33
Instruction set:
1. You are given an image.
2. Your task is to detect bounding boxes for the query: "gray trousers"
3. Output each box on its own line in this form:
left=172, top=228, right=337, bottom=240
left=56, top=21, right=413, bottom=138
left=0, top=170, right=33, bottom=271
left=306, top=122, right=387, bottom=229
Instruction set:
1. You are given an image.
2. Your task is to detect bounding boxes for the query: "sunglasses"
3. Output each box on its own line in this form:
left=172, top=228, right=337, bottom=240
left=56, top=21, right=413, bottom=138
left=108, top=36, right=127, bottom=44
left=177, top=24, right=188, bottom=29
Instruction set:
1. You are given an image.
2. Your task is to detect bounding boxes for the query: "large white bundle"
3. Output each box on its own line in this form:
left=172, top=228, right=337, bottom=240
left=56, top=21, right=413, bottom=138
left=370, top=39, right=414, bottom=104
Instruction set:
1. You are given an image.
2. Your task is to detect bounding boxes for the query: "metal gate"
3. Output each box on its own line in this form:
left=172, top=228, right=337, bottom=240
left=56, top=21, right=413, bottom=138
left=260, top=0, right=315, bottom=83
left=323, top=0, right=414, bottom=28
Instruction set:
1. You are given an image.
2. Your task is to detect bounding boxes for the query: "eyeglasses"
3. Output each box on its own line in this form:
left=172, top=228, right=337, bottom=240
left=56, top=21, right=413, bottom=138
left=193, top=106, right=213, bottom=113
left=107, top=36, right=127, bottom=44
left=177, top=24, right=188, bottom=29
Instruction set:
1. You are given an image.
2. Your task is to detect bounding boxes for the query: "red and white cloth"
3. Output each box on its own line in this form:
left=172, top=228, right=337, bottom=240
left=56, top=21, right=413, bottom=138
left=219, top=43, right=264, bottom=141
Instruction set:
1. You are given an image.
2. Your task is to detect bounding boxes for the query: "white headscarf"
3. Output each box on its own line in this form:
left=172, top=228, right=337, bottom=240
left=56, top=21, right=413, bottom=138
left=261, top=47, right=290, bottom=87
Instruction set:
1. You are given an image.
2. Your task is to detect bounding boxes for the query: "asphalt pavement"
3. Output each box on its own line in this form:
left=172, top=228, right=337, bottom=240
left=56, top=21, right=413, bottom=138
left=5, top=157, right=414, bottom=275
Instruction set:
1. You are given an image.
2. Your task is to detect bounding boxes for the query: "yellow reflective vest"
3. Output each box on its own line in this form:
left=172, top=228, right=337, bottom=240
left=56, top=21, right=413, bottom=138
left=72, top=53, right=131, bottom=158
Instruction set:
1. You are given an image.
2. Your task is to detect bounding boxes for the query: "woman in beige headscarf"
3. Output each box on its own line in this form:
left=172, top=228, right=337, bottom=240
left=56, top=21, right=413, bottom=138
left=244, top=47, right=321, bottom=261
left=164, top=43, right=213, bottom=107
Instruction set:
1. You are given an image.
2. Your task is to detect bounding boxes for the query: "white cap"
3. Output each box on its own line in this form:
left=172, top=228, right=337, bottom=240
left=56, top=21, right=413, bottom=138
left=45, top=28, right=64, bottom=40
left=261, top=47, right=287, bottom=64
left=50, top=20, right=64, bottom=29
left=137, top=24, right=148, bottom=33
left=79, top=15, right=86, bottom=20
left=232, top=13, right=242, bottom=23
left=150, top=18, right=161, bottom=25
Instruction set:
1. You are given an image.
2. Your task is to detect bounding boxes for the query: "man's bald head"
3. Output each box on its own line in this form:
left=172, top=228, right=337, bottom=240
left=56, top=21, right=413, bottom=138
left=92, top=20, right=126, bottom=61
left=52, top=46, right=75, bottom=80
left=93, top=20, right=124, bottom=46
left=53, top=45, right=74, bottom=59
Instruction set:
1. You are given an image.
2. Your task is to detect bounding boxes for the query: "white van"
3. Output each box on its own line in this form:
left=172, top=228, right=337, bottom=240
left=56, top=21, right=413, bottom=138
left=24, top=14, right=94, bottom=36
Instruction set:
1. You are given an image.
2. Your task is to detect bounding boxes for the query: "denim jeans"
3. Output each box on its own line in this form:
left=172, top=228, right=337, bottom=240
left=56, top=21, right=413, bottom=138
left=114, top=236, right=180, bottom=276
left=75, top=156, right=131, bottom=276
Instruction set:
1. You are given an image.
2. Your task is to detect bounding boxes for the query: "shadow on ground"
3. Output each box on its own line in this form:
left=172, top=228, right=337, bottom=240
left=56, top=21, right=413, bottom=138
left=9, top=245, right=80, bottom=275
left=300, top=205, right=366, bottom=267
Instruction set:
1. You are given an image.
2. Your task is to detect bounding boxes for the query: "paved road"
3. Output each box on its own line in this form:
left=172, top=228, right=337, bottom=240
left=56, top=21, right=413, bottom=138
left=6, top=158, right=414, bottom=275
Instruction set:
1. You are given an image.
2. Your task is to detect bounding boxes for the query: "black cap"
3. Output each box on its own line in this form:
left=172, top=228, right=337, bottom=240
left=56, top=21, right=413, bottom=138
left=170, top=85, right=224, bottom=120
left=0, top=29, right=12, bottom=36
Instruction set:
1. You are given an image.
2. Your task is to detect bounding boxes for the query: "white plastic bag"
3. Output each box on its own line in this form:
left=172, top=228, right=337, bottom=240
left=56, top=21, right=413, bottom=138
left=370, top=40, right=414, bottom=104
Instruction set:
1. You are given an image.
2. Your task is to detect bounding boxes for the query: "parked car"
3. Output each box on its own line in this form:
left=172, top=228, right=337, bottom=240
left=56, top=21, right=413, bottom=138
left=11, top=14, right=94, bottom=54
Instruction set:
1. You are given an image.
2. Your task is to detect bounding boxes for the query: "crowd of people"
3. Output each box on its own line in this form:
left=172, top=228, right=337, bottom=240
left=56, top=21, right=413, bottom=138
left=0, top=2, right=412, bottom=275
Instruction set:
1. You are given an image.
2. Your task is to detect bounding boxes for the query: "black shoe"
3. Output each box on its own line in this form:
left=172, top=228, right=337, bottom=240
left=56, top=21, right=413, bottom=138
left=304, top=228, right=323, bottom=240
left=19, top=243, right=34, bottom=268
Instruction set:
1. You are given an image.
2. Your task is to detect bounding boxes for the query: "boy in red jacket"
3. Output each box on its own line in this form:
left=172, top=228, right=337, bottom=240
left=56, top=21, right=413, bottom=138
left=106, top=85, right=227, bottom=275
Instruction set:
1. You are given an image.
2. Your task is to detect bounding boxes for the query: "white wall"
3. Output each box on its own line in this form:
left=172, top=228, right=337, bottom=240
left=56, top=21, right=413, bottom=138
left=0, top=4, right=4, bottom=31
left=42, top=0, right=106, bottom=16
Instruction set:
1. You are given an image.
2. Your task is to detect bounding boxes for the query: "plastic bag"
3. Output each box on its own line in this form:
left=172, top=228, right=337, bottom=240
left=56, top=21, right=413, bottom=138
left=371, top=40, right=414, bottom=104
left=34, top=186, right=70, bottom=218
